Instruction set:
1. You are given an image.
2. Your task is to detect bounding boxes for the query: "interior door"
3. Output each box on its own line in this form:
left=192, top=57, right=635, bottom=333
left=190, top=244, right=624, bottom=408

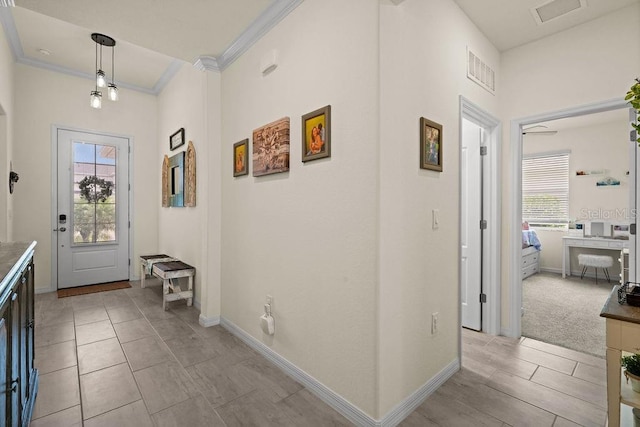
left=461, top=118, right=483, bottom=330
left=56, top=129, right=129, bottom=289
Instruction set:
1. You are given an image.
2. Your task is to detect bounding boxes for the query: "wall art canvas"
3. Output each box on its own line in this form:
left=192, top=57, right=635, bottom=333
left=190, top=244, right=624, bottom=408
left=302, top=105, right=331, bottom=162
left=420, top=117, right=443, bottom=172
left=253, top=117, right=290, bottom=177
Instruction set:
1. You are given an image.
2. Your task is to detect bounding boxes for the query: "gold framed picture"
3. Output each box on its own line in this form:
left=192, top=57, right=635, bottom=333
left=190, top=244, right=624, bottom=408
left=420, top=117, right=442, bottom=172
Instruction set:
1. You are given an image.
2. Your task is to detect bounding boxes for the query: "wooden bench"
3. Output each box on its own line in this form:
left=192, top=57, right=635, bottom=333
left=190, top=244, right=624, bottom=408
left=151, top=261, right=195, bottom=310
left=139, top=254, right=176, bottom=288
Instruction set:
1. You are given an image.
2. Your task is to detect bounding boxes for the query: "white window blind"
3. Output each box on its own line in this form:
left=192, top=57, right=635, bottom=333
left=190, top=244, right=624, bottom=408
left=522, top=151, right=569, bottom=225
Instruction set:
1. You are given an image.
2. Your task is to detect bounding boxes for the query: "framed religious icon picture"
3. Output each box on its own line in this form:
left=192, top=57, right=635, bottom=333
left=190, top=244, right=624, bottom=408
left=233, top=139, right=249, bottom=177
left=301, top=105, right=331, bottom=162
left=420, top=117, right=442, bottom=172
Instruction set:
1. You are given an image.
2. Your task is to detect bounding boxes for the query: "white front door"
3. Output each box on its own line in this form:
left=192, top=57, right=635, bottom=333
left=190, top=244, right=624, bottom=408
left=461, top=118, right=483, bottom=330
left=56, top=129, right=130, bottom=289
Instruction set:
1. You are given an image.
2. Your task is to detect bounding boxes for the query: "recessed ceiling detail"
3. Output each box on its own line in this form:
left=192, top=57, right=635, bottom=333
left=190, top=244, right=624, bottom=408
left=531, top=0, right=587, bottom=25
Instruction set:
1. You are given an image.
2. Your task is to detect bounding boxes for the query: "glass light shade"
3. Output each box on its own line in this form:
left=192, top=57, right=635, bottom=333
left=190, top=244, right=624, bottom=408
left=90, top=90, right=102, bottom=109
left=107, top=84, right=119, bottom=101
left=96, top=70, right=106, bottom=88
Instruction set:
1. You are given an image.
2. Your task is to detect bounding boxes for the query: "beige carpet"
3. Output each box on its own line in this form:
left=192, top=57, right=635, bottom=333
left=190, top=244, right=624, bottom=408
left=57, top=281, right=131, bottom=298
left=521, top=272, right=612, bottom=358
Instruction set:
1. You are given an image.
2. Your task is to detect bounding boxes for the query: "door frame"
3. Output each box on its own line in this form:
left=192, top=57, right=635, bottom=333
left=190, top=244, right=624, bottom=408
left=50, top=125, right=134, bottom=292
left=508, top=98, right=629, bottom=338
left=459, top=96, right=502, bottom=337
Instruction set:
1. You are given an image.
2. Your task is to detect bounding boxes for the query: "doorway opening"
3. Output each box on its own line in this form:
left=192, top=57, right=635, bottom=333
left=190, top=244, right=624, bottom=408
left=51, top=126, right=132, bottom=290
left=508, top=98, right=633, bottom=345
left=459, top=96, right=501, bottom=339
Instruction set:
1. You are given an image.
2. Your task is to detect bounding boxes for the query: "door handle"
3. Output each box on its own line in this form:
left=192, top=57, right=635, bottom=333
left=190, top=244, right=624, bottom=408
left=58, top=227, right=66, bottom=232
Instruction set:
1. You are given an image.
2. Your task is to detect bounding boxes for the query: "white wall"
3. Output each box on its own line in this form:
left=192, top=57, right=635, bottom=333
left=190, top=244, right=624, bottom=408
left=13, top=64, right=158, bottom=291
left=524, top=119, right=629, bottom=276
left=500, top=3, right=640, bottom=332
left=221, top=0, right=379, bottom=417
left=378, top=0, right=500, bottom=416
left=157, top=63, right=221, bottom=312
left=0, top=25, right=14, bottom=242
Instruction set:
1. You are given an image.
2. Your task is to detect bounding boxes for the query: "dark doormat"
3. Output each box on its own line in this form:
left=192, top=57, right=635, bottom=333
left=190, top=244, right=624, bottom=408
left=57, top=281, right=131, bottom=298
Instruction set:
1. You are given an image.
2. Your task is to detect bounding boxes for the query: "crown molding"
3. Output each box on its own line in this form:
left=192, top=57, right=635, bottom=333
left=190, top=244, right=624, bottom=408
left=0, top=6, right=21, bottom=61
left=153, top=59, right=184, bottom=93
left=217, top=0, right=304, bottom=70
left=193, top=55, right=219, bottom=72
left=1, top=0, right=304, bottom=93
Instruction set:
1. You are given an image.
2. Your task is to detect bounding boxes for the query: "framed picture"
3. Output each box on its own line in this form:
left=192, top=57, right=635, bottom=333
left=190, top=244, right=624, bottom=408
left=253, top=117, right=290, bottom=177
left=170, top=128, right=185, bottom=151
left=420, top=117, right=442, bottom=172
left=302, top=105, right=331, bottom=162
left=233, top=139, right=249, bottom=177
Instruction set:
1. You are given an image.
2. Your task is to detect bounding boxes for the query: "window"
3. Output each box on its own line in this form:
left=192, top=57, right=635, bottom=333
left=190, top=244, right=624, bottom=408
left=73, top=142, right=117, bottom=243
left=522, top=151, right=569, bottom=228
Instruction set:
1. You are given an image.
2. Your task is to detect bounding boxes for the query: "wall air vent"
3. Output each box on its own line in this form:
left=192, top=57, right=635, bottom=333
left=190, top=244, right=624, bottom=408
left=531, top=0, right=586, bottom=25
left=467, top=48, right=495, bottom=95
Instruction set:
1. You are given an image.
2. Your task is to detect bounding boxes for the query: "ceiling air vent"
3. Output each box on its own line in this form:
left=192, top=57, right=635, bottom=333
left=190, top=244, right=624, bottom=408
left=467, top=48, right=495, bottom=95
left=531, top=0, right=586, bottom=25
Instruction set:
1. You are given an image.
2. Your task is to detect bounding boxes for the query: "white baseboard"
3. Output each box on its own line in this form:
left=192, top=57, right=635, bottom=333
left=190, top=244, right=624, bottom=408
left=379, top=358, right=459, bottom=427
left=220, top=316, right=459, bottom=427
left=199, top=314, right=220, bottom=327
left=538, top=266, right=618, bottom=282
left=501, top=327, right=514, bottom=337
left=35, top=285, right=55, bottom=294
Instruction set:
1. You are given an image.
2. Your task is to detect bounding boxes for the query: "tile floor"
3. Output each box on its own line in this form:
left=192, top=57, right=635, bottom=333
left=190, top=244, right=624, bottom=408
left=30, top=279, right=610, bottom=427
left=400, top=329, right=609, bottom=427
left=30, top=279, right=350, bottom=426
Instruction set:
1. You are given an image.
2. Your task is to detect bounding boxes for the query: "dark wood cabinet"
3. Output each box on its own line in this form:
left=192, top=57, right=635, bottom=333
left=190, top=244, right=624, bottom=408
left=0, top=242, right=37, bottom=427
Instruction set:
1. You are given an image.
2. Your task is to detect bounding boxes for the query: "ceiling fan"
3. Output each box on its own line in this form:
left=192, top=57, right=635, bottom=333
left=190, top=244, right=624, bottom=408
left=522, top=125, right=558, bottom=135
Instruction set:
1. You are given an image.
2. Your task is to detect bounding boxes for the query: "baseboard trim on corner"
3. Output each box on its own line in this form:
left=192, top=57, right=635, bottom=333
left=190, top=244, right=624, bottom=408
left=199, top=314, right=220, bottom=327
left=379, top=357, right=460, bottom=427
left=501, top=327, right=513, bottom=337
left=220, top=317, right=459, bottom=427
left=220, top=317, right=378, bottom=426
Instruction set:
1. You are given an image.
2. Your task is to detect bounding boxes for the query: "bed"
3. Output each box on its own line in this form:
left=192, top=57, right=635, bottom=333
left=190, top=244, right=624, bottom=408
left=522, top=229, right=541, bottom=279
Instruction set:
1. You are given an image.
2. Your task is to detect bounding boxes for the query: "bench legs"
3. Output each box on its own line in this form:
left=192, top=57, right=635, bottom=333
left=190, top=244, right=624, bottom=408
left=141, top=261, right=147, bottom=288
left=160, top=276, right=194, bottom=311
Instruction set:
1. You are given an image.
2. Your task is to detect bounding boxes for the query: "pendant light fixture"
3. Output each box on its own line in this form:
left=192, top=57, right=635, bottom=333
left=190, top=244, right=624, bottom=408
left=90, top=33, right=118, bottom=109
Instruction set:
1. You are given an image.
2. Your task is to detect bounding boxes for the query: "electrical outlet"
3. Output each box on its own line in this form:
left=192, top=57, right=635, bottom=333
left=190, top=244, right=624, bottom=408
left=266, top=295, right=273, bottom=305
left=431, top=312, right=439, bottom=335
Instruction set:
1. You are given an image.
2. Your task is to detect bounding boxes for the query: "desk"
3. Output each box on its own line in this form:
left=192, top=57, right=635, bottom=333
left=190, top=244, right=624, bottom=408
left=562, top=236, right=628, bottom=279
left=601, top=286, right=640, bottom=426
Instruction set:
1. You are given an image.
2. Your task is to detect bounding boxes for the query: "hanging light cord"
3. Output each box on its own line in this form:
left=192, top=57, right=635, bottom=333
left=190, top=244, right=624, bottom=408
left=94, top=41, right=99, bottom=91
left=111, top=45, right=115, bottom=84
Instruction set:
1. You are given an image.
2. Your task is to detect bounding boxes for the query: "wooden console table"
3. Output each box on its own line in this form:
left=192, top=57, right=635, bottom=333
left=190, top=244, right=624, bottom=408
left=601, top=286, right=640, bottom=426
left=562, top=236, right=628, bottom=279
